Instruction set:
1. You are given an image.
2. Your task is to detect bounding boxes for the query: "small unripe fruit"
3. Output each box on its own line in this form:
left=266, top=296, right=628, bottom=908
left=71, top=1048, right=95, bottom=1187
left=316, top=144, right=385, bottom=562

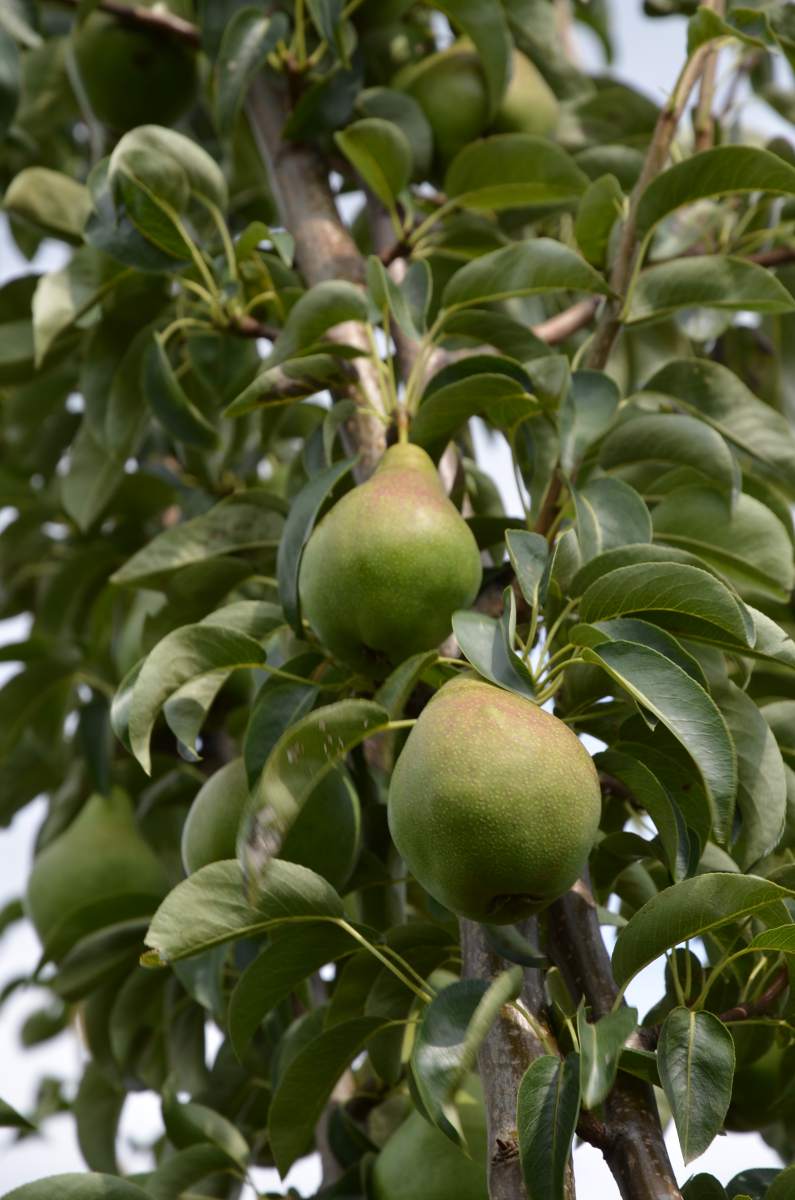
left=299, top=444, right=482, bottom=671
left=394, top=42, right=489, bottom=162
left=388, top=677, right=601, bottom=922
left=74, top=10, right=197, bottom=132
left=372, top=1076, right=487, bottom=1200
left=25, top=790, right=168, bottom=958
left=493, top=52, right=559, bottom=137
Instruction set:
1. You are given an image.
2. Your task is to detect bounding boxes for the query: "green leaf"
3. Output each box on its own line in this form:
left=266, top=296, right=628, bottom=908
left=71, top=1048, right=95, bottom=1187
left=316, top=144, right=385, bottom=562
left=243, top=661, right=320, bottom=786
left=600, top=412, right=738, bottom=500
left=32, top=248, right=124, bottom=366
left=4, top=167, right=91, bottom=242
left=681, top=1176, right=728, bottom=1200
left=517, top=1054, right=581, bottom=1200
left=243, top=700, right=389, bottom=885
left=506, top=530, right=549, bottom=610
left=306, top=0, right=346, bottom=58
left=215, top=9, right=289, bottom=135
left=128, top=624, right=273, bottom=773
left=559, top=370, right=620, bottom=475
left=412, top=970, right=522, bottom=1143
left=0, top=26, right=20, bottom=140
left=434, top=0, right=512, bottom=116
left=366, top=256, right=430, bottom=341
left=687, top=7, right=767, bottom=53
left=453, top=590, right=537, bottom=701
left=61, top=419, right=126, bottom=533
left=357, top=86, right=434, bottom=178
left=578, top=1005, right=638, bottom=1109
left=2, top=1177, right=150, bottom=1200
left=269, top=1016, right=389, bottom=1174
left=612, top=872, right=794, bottom=988
left=627, top=256, right=795, bottom=324
left=335, top=118, right=412, bottom=209
left=652, top=487, right=794, bottom=601
left=411, top=372, right=538, bottom=457
left=657, top=1007, right=734, bottom=1163
left=271, top=280, right=368, bottom=365
left=229, top=922, right=355, bottom=1058
left=579, top=562, right=753, bottom=647
left=441, top=238, right=612, bottom=313
left=224, top=352, right=351, bottom=418
left=748, top=924, right=795, bottom=954
left=482, top=923, right=547, bottom=968
left=572, top=477, right=652, bottom=562
left=720, top=683, right=787, bottom=870
left=581, top=641, right=736, bottom=840
left=444, top=134, right=588, bottom=212
left=73, top=1062, right=123, bottom=1174
left=146, top=336, right=218, bottom=449
left=375, top=650, right=438, bottom=720
left=109, top=125, right=227, bottom=211
left=112, top=490, right=285, bottom=587
left=575, top=173, right=623, bottom=266
left=143, top=859, right=343, bottom=965
left=277, top=456, right=357, bottom=634
left=0, top=1096, right=34, bottom=1130
left=636, top=146, right=795, bottom=239
left=642, top=358, right=795, bottom=498
left=767, top=1168, right=795, bottom=1200
left=145, top=1145, right=239, bottom=1200
left=594, top=750, right=692, bottom=882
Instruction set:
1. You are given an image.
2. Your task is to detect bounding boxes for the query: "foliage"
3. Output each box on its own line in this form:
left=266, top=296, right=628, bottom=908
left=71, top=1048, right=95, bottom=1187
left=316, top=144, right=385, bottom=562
left=2, top=1, right=795, bottom=1199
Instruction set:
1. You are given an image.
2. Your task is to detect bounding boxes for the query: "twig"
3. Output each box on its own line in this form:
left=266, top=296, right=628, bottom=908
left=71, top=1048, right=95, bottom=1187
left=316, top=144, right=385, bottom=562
left=718, top=965, right=789, bottom=1024
left=533, top=297, right=600, bottom=346
left=693, top=1, right=724, bottom=153
left=51, top=0, right=200, bottom=45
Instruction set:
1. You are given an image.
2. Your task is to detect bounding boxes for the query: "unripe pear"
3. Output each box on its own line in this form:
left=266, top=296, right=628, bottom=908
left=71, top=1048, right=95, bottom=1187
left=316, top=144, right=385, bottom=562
left=493, top=52, right=560, bottom=137
left=394, top=42, right=489, bottom=162
left=299, top=444, right=482, bottom=671
left=372, top=1076, right=487, bottom=1200
left=388, top=677, right=601, bottom=922
left=74, top=9, right=197, bottom=132
left=25, top=790, right=168, bottom=958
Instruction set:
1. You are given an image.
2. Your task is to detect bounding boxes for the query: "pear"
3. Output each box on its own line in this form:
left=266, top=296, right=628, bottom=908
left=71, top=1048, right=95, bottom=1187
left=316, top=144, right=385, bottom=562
left=388, top=676, right=601, bottom=923
left=372, top=1076, right=488, bottom=1200
left=493, top=51, right=560, bottom=137
left=74, top=8, right=197, bottom=132
left=394, top=42, right=489, bottom=162
left=299, top=444, right=482, bottom=671
left=26, top=789, right=168, bottom=958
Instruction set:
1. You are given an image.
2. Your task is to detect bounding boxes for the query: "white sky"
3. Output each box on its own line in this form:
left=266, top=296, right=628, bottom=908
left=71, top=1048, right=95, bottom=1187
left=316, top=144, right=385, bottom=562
left=0, top=2, right=791, bottom=1195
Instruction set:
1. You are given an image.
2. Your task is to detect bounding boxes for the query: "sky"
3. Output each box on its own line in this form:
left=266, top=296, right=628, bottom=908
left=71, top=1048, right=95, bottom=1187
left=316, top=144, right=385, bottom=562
left=0, top=1, right=791, bottom=1196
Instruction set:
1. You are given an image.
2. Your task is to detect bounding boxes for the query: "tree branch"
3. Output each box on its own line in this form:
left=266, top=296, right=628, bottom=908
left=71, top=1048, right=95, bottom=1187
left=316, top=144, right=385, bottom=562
left=246, top=79, right=388, bottom=478
left=718, top=965, right=789, bottom=1025
left=51, top=0, right=200, bottom=45
left=546, top=879, right=682, bottom=1200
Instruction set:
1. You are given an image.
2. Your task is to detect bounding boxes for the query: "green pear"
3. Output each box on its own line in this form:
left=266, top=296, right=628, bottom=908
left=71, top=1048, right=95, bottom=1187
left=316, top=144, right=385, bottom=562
left=372, top=1077, right=488, bottom=1200
left=74, top=8, right=197, bottom=132
left=299, top=443, right=482, bottom=671
left=725, top=1040, right=795, bottom=1131
left=26, top=790, right=168, bottom=958
left=493, top=52, right=560, bottom=137
left=388, top=676, right=601, bottom=922
left=394, top=42, right=489, bottom=162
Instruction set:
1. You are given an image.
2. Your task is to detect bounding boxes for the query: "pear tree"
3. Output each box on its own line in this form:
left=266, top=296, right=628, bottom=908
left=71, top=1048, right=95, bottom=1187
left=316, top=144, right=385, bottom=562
left=2, top=3, right=795, bottom=1200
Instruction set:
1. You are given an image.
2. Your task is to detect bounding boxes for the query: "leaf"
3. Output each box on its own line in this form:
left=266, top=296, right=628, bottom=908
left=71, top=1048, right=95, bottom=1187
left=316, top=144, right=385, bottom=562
left=375, top=650, right=438, bottom=720
left=32, top=248, right=123, bottom=366
left=61, top=419, right=126, bottom=533
left=582, top=640, right=736, bottom=841
left=0, top=1096, right=34, bottom=1130
left=215, top=9, right=289, bottom=135
left=269, top=1016, right=389, bottom=1174
left=612, top=872, right=794, bottom=988
left=145, top=1145, right=239, bottom=1200
left=572, top=477, right=652, bottom=562
left=277, top=456, right=357, bottom=634
left=143, top=859, right=343, bottom=965
left=652, top=487, right=794, bottom=601
left=3, top=1178, right=150, bottom=1200
left=243, top=662, right=320, bottom=787
left=229, top=922, right=355, bottom=1058
left=642, top=358, right=795, bottom=498
left=440, top=238, right=612, bottom=313
left=627, top=255, right=795, bottom=323
left=517, top=1054, right=581, bottom=1200
left=0, top=26, right=20, bottom=140
left=4, top=167, right=91, bottom=242
left=109, top=125, right=227, bottom=211
left=748, top=924, right=795, bottom=955
left=412, top=970, right=522, bottom=1142
left=306, top=0, right=346, bottom=58
left=687, top=7, right=767, bottom=53
left=112, top=490, right=285, bottom=587
left=559, top=370, right=620, bottom=475
left=482, top=923, right=547, bottom=968
left=720, top=683, right=787, bottom=870
left=128, top=625, right=272, bottom=773
left=366, top=256, right=430, bottom=341
left=453, top=590, right=537, bottom=701
left=506, top=530, right=549, bottom=610
left=579, top=562, right=753, bottom=647
left=636, top=146, right=795, bottom=239
left=767, top=1168, right=795, bottom=1200
left=335, top=118, right=412, bottom=209
left=357, top=86, right=434, bottom=178
left=577, top=1005, right=638, bottom=1109
left=224, top=352, right=351, bottom=418
left=444, top=134, right=588, bottom=212
left=146, top=337, right=218, bottom=449
left=434, top=0, right=511, bottom=116
left=575, top=173, right=623, bottom=266
left=600, top=412, right=738, bottom=500
left=411, top=373, right=538, bottom=457
left=271, top=280, right=368, bottom=366
left=594, top=750, right=692, bottom=882
left=657, top=1007, right=734, bottom=1163
left=681, top=1175, right=728, bottom=1200
left=73, top=1062, right=123, bottom=1174
left=243, top=701, right=389, bottom=885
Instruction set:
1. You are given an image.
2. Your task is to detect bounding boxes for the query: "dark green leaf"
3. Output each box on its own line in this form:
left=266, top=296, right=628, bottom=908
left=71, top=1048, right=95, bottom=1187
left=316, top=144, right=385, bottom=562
left=4, top=167, right=91, bottom=242
left=720, top=683, right=787, bottom=870
left=578, top=1005, right=638, bottom=1109
left=517, top=1054, right=581, bottom=1200
left=595, top=750, right=691, bottom=881
left=336, top=118, right=412, bottom=209
left=146, top=336, right=218, bottom=449
left=575, top=173, right=623, bottom=266
left=3, top=1177, right=150, bottom=1200
left=627, top=256, right=795, bottom=323
left=600, top=412, right=738, bottom=500
left=0, top=1096, right=34, bottom=1130
left=453, top=590, right=537, bottom=701
left=506, top=530, right=549, bottom=610
left=434, top=0, right=511, bottom=116
left=444, top=134, right=588, bottom=212
left=441, top=238, right=612, bottom=313
left=657, top=1007, right=734, bottom=1163
left=271, top=281, right=368, bottom=365
left=559, top=370, right=620, bottom=474
left=573, top=477, right=652, bottom=562
left=215, top=9, right=289, bottom=135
